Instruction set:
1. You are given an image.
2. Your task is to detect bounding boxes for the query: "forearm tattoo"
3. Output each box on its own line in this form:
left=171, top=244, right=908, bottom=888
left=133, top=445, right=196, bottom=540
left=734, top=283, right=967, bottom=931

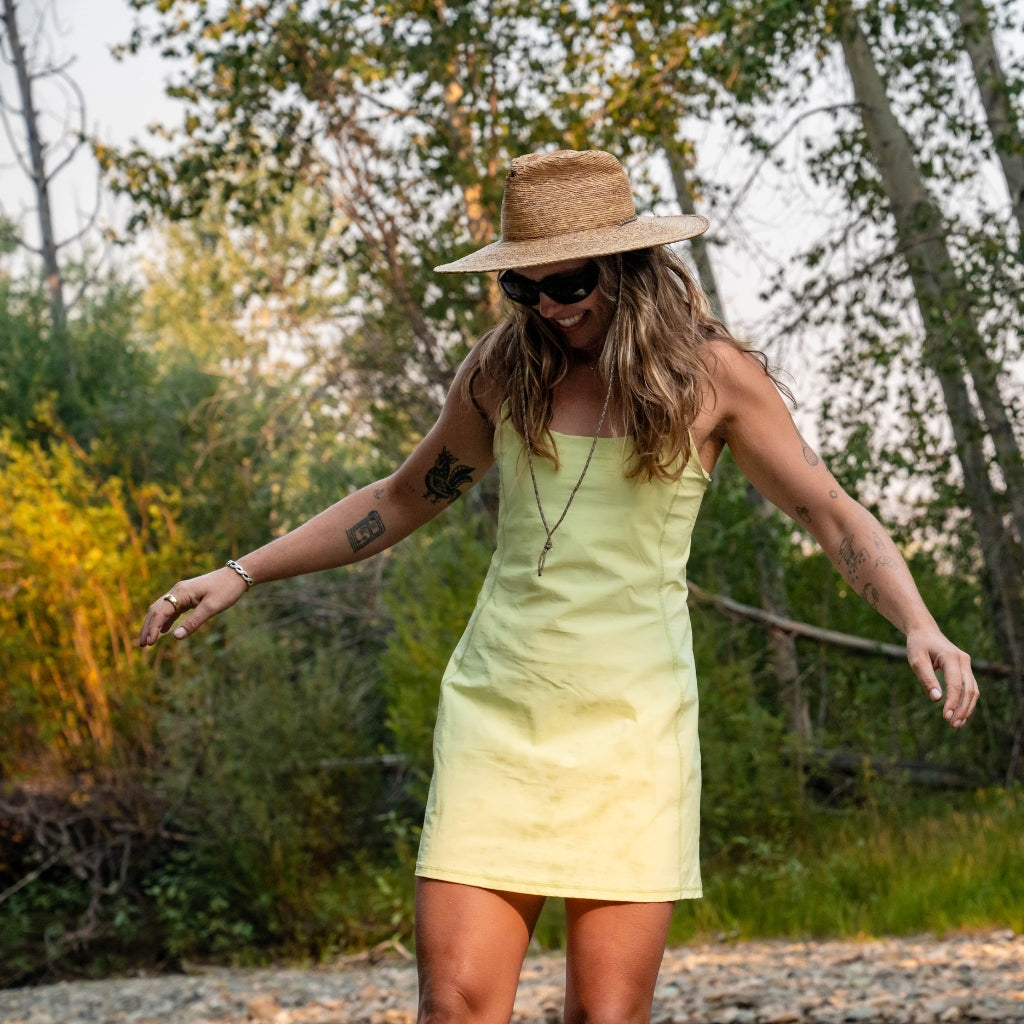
left=790, top=432, right=903, bottom=620
left=347, top=510, right=385, bottom=552
left=424, top=447, right=475, bottom=504
left=839, top=534, right=870, bottom=580
left=843, top=532, right=900, bottom=618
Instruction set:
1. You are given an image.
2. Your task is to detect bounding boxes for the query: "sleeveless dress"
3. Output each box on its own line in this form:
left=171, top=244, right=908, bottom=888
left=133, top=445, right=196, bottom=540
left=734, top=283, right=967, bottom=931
left=415, top=417, right=710, bottom=901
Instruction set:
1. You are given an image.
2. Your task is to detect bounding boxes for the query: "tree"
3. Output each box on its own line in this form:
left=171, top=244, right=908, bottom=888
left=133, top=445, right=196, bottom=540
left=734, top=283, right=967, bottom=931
left=953, top=0, right=1024, bottom=242
left=0, top=0, right=101, bottom=362
left=831, top=0, right=1023, bottom=712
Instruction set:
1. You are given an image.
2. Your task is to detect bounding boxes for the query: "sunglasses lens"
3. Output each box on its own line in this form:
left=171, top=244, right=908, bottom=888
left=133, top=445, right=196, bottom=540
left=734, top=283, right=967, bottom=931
left=547, top=265, right=600, bottom=303
left=499, top=263, right=600, bottom=306
left=498, top=272, right=539, bottom=305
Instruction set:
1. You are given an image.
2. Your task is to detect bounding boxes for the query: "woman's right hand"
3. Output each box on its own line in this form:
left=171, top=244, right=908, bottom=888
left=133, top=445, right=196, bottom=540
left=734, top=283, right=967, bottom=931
left=138, top=566, right=250, bottom=648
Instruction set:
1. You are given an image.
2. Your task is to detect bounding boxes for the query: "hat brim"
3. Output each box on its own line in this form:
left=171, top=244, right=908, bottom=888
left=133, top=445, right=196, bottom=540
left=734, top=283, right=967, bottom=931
left=433, top=214, right=709, bottom=274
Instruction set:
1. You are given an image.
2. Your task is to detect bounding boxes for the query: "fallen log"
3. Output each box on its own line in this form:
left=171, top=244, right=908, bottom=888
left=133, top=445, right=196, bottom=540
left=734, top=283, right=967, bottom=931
left=687, top=581, right=1014, bottom=678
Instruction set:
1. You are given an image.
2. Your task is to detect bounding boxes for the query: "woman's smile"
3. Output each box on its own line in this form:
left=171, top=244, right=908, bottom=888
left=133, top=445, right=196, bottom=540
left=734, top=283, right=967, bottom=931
left=513, top=258, right=614, bottom=352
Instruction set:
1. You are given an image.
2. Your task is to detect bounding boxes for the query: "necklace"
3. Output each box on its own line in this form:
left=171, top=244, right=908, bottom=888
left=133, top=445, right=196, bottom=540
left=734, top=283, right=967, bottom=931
left=520, top=362, right=615, bottom=576
left=523, top=255, right=623, bottom=577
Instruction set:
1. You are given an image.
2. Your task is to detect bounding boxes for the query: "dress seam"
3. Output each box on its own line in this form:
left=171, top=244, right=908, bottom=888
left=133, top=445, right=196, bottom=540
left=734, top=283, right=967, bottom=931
left=656, top=481, right=687, bottom=895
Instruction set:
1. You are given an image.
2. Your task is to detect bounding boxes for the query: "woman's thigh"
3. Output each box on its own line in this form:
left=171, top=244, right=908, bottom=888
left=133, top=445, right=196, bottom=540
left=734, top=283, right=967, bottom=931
left=414, top=878, right=546, bottom=1024
left=563, top=898, right=673, bottom=1024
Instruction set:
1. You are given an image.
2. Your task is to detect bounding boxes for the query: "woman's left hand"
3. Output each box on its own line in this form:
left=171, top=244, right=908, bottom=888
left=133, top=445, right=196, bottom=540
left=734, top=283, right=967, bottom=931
left=906, top=627, right=979, bottom=729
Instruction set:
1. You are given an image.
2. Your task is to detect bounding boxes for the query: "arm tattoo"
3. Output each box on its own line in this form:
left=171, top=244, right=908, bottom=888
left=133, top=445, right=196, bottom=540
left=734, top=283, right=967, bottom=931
left=862, top=582, right=880, bottom=608
left=802, top=443, right=819, bottom=467
left=424, top=446, right=475, bottom=504
left=795, top=505, right=811, bottom=525
left=347, top=510, right=385, bottom=552
left=839, top=534, right=869, bottom=580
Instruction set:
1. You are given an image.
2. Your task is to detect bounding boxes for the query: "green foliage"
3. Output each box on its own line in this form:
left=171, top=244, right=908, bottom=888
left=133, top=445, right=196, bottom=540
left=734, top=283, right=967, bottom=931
left=692, top=625, right=805, bottom=859
left=142, top=847, right=258, bottom=960
left=149, top=589, right=404, bottom=956
left=0, top=851, right=113, bottom=984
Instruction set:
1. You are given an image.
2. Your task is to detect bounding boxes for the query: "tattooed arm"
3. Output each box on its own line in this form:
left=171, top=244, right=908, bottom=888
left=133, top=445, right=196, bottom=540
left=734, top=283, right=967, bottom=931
left=139, top=357, right=496, bottom=646
left=701, top=341, right=978, bottom=729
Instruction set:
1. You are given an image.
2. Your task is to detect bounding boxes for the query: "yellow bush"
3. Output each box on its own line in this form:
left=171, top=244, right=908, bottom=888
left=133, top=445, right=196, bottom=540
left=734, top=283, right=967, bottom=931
left=0, top=433, right=186, bottom=779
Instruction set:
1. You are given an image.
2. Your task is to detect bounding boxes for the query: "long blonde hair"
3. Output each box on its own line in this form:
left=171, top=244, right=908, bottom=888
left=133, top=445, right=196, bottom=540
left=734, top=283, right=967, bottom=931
left=464, top=246, right=783, bottom=482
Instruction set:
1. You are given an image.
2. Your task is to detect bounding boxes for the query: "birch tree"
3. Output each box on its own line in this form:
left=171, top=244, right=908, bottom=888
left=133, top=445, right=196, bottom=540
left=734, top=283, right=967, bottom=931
left=953, top=0, right=1024, bottom=241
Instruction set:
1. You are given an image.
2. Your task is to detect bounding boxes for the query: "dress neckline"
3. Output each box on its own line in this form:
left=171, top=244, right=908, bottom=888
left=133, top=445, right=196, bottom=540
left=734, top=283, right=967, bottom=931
left=547, top=426, right=627, bottom=441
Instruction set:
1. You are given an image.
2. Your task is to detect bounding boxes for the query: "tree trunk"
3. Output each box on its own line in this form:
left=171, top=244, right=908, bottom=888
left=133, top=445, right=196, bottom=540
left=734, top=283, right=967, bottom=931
left=1, top=0, right=68, bottom=341
left=664, top=145, right=726, bottom=321
left=953, top=0, right=1024, bottom=242
left=665, top=141, right=813, bottom=747
left=836, top=2, right=1024, bottom=771
left=840, top=14, right=1024, bottom=558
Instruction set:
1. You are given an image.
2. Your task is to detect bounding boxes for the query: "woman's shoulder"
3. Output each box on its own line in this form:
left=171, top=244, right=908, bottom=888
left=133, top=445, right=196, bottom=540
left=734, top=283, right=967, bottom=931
left=454, top=346, right=505, bottom=427
left=703, top=338, right=787, bottom=399
left=694, top=338, right=790, bottom=440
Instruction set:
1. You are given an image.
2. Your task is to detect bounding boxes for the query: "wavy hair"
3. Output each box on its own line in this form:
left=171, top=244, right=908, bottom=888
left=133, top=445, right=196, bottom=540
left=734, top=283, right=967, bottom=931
left=463, top=246, right=787, bottom=482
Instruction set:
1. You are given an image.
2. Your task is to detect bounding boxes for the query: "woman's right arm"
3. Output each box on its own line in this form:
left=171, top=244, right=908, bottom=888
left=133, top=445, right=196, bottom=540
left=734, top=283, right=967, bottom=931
left=138, top=357, right=497, bottom=647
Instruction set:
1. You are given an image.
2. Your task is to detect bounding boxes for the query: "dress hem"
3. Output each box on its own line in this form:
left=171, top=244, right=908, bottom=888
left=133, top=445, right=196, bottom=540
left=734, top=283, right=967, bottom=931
left=415, top=864, right=702, bottom=902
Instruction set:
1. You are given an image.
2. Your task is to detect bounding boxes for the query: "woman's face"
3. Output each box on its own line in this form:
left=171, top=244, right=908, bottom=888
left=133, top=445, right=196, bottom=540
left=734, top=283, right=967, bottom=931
left=510, top=258, right=615, bottom=356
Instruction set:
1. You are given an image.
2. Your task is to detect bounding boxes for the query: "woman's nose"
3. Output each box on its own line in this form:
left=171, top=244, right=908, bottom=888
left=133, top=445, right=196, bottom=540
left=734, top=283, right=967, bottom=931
left=537, top=292, right=563, bottom=317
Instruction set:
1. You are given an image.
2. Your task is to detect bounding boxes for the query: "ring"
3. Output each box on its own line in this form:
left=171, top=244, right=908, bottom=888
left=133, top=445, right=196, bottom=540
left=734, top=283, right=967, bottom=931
left=162, top=593, right=180, bottom=609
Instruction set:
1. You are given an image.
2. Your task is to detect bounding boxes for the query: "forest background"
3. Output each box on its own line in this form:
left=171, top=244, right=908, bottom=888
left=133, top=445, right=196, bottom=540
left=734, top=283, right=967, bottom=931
left=1, top=0, right=1023, bottom=987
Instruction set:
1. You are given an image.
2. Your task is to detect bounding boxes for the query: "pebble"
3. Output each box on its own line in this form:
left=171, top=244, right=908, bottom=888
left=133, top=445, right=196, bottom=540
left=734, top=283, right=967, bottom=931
left=0, top=931, right=1021, bottom=1023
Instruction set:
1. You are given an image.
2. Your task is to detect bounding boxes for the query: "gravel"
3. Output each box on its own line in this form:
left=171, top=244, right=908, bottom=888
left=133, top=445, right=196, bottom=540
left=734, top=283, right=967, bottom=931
left=0, top=931, right=1021, bottom=1024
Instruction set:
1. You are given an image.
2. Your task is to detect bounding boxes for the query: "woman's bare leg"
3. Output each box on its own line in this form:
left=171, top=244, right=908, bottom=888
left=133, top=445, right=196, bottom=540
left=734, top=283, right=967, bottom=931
left=415, top=878, right=546, bottom=1024
left=562, top=899, right=673, bottom=1024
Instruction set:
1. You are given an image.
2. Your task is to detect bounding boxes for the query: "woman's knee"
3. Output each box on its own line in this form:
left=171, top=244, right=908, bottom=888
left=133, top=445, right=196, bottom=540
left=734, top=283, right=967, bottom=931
left=563, top=991, right=656, bottom=1024
left=416, top=980, right=476, bottom=1024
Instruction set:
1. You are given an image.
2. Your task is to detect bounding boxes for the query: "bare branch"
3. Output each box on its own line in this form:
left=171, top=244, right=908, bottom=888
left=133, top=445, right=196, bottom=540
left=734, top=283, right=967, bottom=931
left=721, top=103, right=860, bottom=225
left=688, top=580, right=1015, bottom=678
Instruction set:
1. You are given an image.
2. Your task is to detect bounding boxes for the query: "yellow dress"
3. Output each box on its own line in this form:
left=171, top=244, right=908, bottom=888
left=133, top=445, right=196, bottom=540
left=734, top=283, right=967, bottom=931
left=415, top=417, right=710, bottom=900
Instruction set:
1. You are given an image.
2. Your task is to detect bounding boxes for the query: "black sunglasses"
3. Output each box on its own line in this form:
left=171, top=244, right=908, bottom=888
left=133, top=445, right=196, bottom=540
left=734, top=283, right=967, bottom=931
left=498, top=262, right=601, bottom=307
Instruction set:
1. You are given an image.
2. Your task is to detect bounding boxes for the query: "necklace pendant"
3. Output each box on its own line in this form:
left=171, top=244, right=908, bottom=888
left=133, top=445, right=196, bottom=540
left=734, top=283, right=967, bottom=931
left=537, top=537, right=553, bottom=576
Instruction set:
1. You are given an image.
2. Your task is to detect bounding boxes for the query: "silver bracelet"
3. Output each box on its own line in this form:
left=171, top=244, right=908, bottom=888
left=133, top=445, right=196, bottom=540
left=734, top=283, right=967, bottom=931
left=225, top=559, right=255, bottom=588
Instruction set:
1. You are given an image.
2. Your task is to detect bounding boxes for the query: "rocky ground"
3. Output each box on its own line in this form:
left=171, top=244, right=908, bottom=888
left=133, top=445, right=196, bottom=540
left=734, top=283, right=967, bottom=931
left=0, top=931, right=1021, bottom=1024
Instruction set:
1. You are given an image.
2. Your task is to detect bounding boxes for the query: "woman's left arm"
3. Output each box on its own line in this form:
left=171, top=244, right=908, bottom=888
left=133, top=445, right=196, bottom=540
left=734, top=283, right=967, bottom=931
left=708, top=342, right=979, bottom=729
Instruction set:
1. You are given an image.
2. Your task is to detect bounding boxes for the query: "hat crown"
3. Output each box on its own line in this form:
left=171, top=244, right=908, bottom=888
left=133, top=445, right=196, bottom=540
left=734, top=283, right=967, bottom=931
left=500, top=150, right=637, bottom=243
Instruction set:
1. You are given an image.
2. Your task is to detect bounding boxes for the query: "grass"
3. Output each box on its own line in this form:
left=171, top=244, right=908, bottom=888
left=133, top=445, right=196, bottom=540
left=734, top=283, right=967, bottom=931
left=667, top=787, right=1024, bottom=945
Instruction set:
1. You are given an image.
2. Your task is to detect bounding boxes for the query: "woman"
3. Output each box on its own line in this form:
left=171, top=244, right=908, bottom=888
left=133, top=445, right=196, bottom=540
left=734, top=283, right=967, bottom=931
left=139, top=149, right=978, bottom=1024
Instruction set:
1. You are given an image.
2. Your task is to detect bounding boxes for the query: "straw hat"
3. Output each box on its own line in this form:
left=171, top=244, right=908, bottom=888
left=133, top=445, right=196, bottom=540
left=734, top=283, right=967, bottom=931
left=434, top=149, right=708, bottom=274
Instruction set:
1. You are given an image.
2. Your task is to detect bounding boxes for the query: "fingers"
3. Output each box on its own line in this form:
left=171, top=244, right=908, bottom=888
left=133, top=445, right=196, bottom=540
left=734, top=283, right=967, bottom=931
left=167, top=598, right=218, bottom=642
left=138, top=584, right=192, bottom=648
left=138, top=568, right=249, bottom=648
left=908, top=633, right=979, bottom=730
left=938, top=649, right=980, bottom=729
